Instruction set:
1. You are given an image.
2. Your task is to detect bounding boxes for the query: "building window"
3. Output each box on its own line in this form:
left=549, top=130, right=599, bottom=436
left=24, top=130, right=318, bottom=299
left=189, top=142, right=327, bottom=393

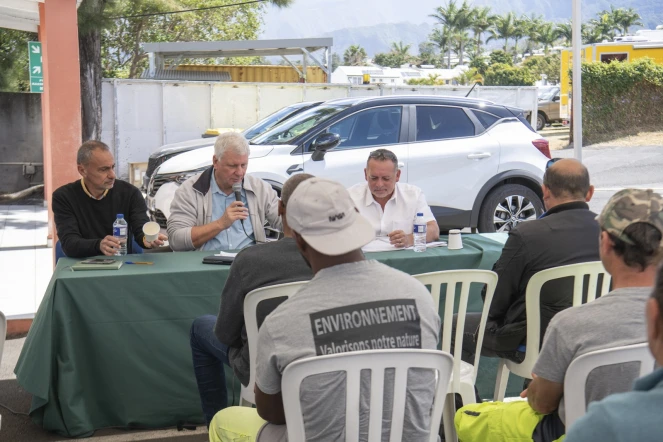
left=600, top=53, right=628, bottom=63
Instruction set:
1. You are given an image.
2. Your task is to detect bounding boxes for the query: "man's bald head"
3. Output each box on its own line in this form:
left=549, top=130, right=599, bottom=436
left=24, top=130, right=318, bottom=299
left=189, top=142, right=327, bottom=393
left=543, top=159, right=591, bottom=200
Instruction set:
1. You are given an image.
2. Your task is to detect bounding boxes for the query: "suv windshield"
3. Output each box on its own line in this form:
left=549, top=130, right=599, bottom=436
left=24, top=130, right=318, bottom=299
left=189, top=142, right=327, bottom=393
left=251, top=104, right=350, bottom=145
left=242, top=105, right=301, bottom=140
left=538, top=87, right=559, bottom=101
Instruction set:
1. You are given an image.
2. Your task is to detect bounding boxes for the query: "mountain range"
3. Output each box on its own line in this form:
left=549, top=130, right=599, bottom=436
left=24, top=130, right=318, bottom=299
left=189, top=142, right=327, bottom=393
left=262, top=0, right=663, bottom=57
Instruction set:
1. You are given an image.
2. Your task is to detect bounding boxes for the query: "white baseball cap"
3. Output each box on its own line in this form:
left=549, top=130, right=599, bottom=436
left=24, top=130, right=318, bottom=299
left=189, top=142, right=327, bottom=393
left=286, top=177, right=375, bottom=256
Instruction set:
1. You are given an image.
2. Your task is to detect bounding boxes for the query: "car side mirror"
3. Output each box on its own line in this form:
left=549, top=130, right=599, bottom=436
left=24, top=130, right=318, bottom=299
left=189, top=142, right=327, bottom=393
left=553, top=95, right=560, bottom=102
left=311, top=133, right=341, bottom=161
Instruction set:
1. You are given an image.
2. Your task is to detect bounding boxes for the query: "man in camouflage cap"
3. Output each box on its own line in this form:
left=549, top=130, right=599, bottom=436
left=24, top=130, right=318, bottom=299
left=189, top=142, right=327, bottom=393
left=523, top=188, right=662, bottom=439
left=597, top=188, right=663, bottom=252
left=458, top=188, right=663, bottom=442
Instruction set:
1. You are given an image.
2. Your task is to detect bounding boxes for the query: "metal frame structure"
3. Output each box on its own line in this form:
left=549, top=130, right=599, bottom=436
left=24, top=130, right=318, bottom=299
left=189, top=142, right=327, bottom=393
left=141, top=38, right=334, bottom=83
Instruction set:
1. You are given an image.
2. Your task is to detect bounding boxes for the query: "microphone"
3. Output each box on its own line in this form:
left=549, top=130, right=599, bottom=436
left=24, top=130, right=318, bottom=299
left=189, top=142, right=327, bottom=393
left=232, top=182, right=242, bottom=202
left=232, top=182, right=244, bottom=225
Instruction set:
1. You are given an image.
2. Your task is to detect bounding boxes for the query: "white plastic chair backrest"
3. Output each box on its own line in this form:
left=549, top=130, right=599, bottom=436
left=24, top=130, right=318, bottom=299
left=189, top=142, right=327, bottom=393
left=0, top=311, right=5, bottom=368
left=564, top=343, right=655, bottom=428
left=413, top=270, right=498, bottom=390
left=281, top=349, right=454, bottom=442
left=517, top=261, right=611, bottom=375
left=242, top=281, right=308, bottom=404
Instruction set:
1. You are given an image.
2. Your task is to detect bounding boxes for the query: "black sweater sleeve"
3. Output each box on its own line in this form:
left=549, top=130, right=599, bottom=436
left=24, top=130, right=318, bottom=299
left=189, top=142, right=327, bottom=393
left=127, top=185, right=149, bottom=247
left=53, top=188, right=102, bottom=258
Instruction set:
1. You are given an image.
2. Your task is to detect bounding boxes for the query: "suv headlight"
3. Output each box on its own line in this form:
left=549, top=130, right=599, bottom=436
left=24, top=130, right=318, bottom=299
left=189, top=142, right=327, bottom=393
left=170, top=167, right=208, bottom=185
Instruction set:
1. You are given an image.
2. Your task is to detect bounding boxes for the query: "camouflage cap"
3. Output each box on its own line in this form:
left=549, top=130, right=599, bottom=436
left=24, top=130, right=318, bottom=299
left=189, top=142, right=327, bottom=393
left=597, top=188, right=663, bottom=248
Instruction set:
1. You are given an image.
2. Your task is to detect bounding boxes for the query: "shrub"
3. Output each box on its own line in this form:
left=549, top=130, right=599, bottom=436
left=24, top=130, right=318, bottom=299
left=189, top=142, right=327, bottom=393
left=522, top=53, right=561, bottom=84
left=484, top=63, right=536, bottom=86
left=489, top=50, right=512, bottom=66
left=579, top=58, right=663, bottom=144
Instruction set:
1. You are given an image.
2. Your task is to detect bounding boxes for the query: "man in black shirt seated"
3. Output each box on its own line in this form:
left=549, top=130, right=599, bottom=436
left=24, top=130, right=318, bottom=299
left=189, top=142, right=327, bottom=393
left=52, top=140, right=166, bottom=258
left=189, top=173, right=314, bottom=427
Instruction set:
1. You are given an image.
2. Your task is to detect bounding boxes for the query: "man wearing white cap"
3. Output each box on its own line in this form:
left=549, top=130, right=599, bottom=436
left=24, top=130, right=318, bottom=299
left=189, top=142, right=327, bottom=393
left=208, top=177, right=442, bottom=442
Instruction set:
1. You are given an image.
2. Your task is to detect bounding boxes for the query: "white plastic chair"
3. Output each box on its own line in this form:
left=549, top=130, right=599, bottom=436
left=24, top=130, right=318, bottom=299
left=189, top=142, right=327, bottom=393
left=281, top=349, right=454, bottom=442
left=240, top=281, right=308, bottom=406
left=413, top=270, right=498, bottom=442
left=564, top=342, right=655, bottom=429
left=494, top=261, right=612, bottom=401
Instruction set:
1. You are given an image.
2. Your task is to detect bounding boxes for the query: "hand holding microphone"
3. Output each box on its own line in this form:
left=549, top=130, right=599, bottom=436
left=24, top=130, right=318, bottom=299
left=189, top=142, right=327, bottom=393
left=218, top=182, right=248, bottom=230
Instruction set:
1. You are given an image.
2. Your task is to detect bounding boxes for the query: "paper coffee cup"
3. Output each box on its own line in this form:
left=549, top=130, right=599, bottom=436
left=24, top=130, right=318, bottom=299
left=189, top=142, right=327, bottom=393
left=143, top=221, right=160, bottom=242
left=448, top=229, right=463, bottom=250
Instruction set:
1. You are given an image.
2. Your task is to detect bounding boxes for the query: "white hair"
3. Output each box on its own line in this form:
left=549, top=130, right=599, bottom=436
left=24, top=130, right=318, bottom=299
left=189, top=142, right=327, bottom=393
left=214, top=132, right=250, bottom=160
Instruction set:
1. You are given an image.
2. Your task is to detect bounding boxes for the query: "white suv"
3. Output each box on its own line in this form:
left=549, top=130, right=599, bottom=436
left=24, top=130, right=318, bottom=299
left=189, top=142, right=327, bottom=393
left=147, top=95, right=551, bottom=232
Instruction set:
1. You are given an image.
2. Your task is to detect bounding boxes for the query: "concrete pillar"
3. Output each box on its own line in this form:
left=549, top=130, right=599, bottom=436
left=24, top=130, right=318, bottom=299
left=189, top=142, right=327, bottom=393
left=38, top=0, right=82, bottom=244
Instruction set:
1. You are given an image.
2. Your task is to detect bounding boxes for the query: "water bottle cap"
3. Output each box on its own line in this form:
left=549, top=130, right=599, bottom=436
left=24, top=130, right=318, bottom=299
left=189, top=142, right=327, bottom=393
left=416, top=212, right=424, bottom=216
left=117, top=214, right=124, bottom=219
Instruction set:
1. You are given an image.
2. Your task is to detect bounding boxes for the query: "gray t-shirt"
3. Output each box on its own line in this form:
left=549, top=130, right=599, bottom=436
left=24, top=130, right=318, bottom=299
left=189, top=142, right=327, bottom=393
left=533, top=287, right=650, bottom=425
left=255, top=260, right=441, bottom=441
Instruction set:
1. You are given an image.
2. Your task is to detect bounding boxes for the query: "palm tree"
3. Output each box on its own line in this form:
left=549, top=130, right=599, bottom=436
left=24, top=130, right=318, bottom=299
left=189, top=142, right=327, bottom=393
left=430, top=0, right=474, bottom=65
left=582, top=24, right=606, bottom=44
left=430, top=27, right=453, bottom=68
left=609, top=6, right=643, bottom=35
left=470, top=6, right=494, bottom=56
left=522, top=14, right=544, bottom=56
left=556, top=22, right=572, bottom=46
left=536, top=22, right=560, bottom=54
left=391, top=41, right=412, bottom=58
left=588, top=11, right=619, bottom=41
left=511, top=15, right=529, bottom=61
left=488, top=12, right=517, bottom=52
left=343, top=45, right=367, bottom=66
left=451, top=30, right=473, bottom=65
left=430, top=0, right=461, bottom=30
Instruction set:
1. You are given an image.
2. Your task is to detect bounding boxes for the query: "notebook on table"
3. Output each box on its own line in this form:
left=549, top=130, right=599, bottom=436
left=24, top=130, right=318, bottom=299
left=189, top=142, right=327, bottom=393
left=71, top=258, right=124, bottom=271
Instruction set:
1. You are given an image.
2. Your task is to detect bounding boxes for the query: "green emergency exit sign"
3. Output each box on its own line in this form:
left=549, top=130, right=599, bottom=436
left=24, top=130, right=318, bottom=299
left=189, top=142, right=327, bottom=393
left=28, top=41, right=43, bottom=93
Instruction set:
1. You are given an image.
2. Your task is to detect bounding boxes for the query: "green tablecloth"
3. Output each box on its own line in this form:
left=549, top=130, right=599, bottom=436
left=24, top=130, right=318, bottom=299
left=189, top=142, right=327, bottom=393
left=15, top=234, right=520, bottom=437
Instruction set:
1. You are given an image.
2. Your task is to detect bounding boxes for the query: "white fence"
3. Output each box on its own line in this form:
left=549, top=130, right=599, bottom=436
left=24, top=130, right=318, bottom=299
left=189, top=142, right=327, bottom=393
left=100, top=79, right=538, bottom=179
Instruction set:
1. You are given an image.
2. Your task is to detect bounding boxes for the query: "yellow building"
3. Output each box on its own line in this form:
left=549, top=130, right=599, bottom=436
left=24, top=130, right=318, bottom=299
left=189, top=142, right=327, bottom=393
left=560, top=41, right=663, bottom=118
left=177, top=64, right=328, bottom=83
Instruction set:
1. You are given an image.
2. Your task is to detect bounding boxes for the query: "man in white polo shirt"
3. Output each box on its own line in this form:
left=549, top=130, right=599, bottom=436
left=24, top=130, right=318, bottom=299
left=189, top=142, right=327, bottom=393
left=348, top=149, right=440, bottom=248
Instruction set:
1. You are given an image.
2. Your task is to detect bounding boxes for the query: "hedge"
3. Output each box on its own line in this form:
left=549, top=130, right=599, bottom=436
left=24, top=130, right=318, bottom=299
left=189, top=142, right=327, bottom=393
left=484, top=63, right=536, bottom=86
left=579, top=58, right=663, bottom=144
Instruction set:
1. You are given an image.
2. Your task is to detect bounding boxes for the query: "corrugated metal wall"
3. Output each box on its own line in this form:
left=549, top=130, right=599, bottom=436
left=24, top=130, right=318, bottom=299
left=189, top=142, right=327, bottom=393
left=177, top=64, right=327, bottom=83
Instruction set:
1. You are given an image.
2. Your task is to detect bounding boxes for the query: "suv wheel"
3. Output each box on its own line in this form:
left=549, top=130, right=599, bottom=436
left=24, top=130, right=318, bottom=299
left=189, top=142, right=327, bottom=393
left=536, top=112, right=546, bottom=131
left=478, top=184, right=544, bottom=233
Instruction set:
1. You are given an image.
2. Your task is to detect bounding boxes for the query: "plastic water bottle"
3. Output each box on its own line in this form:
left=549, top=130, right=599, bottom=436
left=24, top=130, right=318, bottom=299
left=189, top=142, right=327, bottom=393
left=113, top=214, right=128, bottom=256
left=413, top=212, right=427, bottom=253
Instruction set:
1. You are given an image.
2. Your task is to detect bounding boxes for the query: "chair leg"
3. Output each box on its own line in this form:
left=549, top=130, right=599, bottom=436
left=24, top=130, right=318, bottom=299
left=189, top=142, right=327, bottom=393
left=442, top=392, right=458, bottom=442
left=493, top=360, right=509, bottom=402
left=459, top=383, right=478, bottom=407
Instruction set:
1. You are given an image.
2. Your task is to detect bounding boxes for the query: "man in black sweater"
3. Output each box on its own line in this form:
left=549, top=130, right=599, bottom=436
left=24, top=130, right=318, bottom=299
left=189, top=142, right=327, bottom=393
left=52, top=140, right=166, bottom=258
left=456, top=159, right=600, bottom=364
left=189, top=173, right=314, bottom=427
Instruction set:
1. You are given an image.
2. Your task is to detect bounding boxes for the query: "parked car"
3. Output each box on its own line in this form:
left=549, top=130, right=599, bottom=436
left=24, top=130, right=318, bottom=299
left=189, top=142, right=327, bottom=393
left=535, top=86, right=563, bottom=131
left=147, top=95, right=551, bottom=232
left=141, top=101, right=322, bottom=189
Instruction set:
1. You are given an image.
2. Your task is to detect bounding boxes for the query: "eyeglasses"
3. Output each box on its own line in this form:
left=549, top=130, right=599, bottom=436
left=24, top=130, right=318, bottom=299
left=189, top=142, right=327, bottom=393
left=546, top=158, right=562, bottom=169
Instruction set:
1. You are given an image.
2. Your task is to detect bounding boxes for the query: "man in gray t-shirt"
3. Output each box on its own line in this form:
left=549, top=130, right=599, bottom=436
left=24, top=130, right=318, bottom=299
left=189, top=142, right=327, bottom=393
left=524, top=189, right=663, bottom=440
left=208, top=178, right=441, bottom=442
left=457, top=189, right=663, bottom=442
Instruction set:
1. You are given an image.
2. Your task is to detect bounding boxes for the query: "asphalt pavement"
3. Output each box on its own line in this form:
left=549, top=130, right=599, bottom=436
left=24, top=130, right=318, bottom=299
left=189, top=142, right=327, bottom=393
left=552, top=145, right=663, bottom=214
